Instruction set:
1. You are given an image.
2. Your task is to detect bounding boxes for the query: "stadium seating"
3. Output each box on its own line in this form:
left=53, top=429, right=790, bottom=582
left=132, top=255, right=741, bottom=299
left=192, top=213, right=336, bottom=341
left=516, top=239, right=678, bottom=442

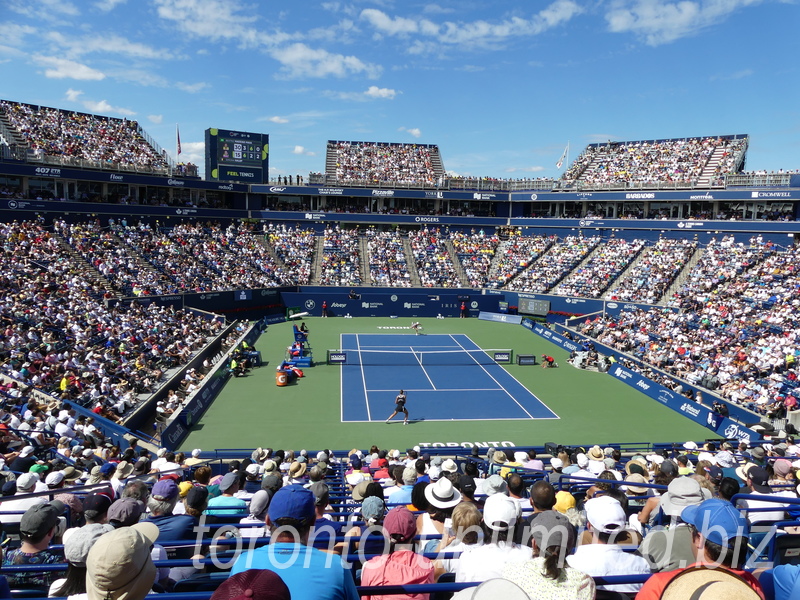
left=0, top=99, right=170, bottom=173
left=326, top=140, right=443, bottom=186
left=561, top=135, right=748, bottom=188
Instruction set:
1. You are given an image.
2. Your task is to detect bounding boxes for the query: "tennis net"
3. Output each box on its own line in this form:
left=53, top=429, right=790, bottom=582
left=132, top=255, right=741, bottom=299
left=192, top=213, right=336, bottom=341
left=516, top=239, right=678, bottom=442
left=327, top=348, right=513, bottom=366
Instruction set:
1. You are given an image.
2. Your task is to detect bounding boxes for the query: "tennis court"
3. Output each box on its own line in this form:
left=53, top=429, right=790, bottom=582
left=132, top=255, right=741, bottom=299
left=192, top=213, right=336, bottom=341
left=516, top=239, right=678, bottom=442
left=338, top=333, right=559, bottom=423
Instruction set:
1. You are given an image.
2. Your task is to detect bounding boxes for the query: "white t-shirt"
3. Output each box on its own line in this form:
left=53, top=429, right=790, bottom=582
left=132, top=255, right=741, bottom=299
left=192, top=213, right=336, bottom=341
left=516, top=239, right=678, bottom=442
left=455, top=541, right=533, bottom=582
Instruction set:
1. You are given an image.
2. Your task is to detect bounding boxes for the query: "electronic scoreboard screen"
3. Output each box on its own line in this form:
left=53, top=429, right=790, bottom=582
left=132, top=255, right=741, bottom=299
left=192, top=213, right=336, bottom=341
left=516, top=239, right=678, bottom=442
left=205, top=128, right=269, bottom=184
left=517, top=298, right=551, bottom=317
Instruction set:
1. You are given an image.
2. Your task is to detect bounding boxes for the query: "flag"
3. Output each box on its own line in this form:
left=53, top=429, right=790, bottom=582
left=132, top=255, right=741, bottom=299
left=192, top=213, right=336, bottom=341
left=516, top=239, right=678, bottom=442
left=176, top=124, right=182, bottom=155
left=556, top=143, right=569, bottom=169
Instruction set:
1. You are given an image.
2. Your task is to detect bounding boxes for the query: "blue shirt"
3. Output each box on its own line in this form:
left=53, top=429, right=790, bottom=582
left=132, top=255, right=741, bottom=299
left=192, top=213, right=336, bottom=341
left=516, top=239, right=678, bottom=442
left=205, top=495, right=247, bottom=517
left=231, top=542, right=359, bottom=600
left=387, top=484, right=414, bottom=505
left=145, top=513, right=198, bottom=542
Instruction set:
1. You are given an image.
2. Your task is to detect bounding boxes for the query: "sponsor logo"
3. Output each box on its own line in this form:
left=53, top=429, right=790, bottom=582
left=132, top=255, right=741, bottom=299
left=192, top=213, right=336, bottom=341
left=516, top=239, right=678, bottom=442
left=418, top=441, right=516, bottom=448
left=751, top=191, right=791, bottom=198
left=226, top=171, right=255, bottom=178
left=577, top=192, right=593, bottom=199
left=658, top=390, right=673, bottom=404
left=425, top=191, right=444, bottom=198
left=530, top=194, right=538, bottom=200
left=372, top=189, right=394, bottom=197
left=541, top=330, right=553, bottom=339
left=723, top=423, right=752, bottom=443
left=318, top=188, right=344, bottom=195
left=493, top=352, right=510, bottom=361
left=167, top=178, right=185, bottom=186
left=680, top=402, right=701, bottom=417
left=623, top=304, right=638, bottom=311
left=167, top=423, right=185, bottom=445
left=403, top=302, right=425, bottom=309
left=390, top=295, right=398, bottom=302
left=562, top=341, right=578, bottom=352
left=217, top=184, right=234, bottom=191
left=613, top=367, right=632, bottom=381
left=473, top=193, right=497, bottom=200
left=331, top=302, right=347, bottom=308
left=625, top=193, right=655, bottom=199
left=415, top=216, right=440, bottom=223
left=689, top=192, right=713, bottom=200
left=361, top=302, right=384, bottom=309
left=304, top=299, right=316, bottom=310
left=8, top=201, right=17, bottom=209
left=606, top=302, right=619, bottom=309
left=470, top=301, right=478, bottom=309
left=328, top=352, right=347, bottom=363
left=636, top=380, right=651, bottom=391
left=34, top=167, right=61, bottom=177
left=269, top=187, right=286, bottom=192
left=109, top=174, right=124, bottom=181
left=677, top=222, right=704, bottom=229
left=304, top=213, right=324, bottom=220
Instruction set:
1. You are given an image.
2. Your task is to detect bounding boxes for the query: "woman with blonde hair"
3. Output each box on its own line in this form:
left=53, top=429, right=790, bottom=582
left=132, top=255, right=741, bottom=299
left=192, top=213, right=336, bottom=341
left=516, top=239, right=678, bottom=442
left=434, top=501, right=483, bottom=578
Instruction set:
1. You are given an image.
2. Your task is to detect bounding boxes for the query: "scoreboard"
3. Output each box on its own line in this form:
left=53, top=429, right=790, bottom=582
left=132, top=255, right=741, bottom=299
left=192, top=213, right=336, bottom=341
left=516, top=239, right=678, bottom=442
left=205, top=128, right=269, bottom=184
left=517, top=297, right=551, bottom=317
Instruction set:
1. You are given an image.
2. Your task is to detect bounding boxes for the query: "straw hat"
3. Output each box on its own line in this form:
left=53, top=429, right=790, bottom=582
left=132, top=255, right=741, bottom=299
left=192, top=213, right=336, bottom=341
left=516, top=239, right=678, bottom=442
left=660, top=566, right=761, bottom=599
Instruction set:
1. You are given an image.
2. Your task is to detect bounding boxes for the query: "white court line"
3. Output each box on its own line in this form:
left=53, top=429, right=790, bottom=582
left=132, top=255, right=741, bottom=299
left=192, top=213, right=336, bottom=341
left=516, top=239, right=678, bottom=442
left=356, top=334, right=371, bottom=421
left=367, top=388, right=503, bottom=392
left=449, top=334, right=537, bottom=419
left=346, top=416, right=560, bottom=423
left=413, top=346, right=437, bottom=390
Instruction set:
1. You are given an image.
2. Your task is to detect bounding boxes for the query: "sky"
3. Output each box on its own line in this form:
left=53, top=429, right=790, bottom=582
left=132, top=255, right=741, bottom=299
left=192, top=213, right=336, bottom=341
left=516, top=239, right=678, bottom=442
left=0, top=0, right=798, bottom=180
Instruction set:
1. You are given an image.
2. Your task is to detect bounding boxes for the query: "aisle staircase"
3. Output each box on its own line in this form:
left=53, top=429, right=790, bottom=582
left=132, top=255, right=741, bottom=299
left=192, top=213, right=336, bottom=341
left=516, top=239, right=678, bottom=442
left=444, top=239, right=471, bottom=287
left=403, top=238, right=422, bottom=287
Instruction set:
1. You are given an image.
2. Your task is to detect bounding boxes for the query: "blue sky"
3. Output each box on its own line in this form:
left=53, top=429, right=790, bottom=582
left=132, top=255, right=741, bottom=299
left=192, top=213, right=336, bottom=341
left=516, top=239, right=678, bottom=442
left=1, top=0, right=798, bottom=179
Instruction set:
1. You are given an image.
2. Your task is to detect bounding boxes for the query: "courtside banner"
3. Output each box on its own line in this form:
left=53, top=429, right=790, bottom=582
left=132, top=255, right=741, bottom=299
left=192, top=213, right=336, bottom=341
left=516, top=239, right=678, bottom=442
left=531, top=323, right=580, bottom=353
left=607, top=364, right=760, bottom=443
left=478, top=312, right=522, bottom=325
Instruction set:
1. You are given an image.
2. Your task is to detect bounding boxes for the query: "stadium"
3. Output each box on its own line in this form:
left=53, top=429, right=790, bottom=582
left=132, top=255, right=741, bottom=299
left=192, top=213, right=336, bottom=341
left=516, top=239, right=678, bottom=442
left=1, top=96, right=800, bottom=598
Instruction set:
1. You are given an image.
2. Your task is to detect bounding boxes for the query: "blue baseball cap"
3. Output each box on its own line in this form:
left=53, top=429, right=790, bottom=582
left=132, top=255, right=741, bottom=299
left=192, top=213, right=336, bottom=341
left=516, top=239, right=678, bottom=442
left=99, top=462, right=116, bottom=476
left=682, top=499, right=749, bottom=547
left=267, top=484, right=315, bottom=526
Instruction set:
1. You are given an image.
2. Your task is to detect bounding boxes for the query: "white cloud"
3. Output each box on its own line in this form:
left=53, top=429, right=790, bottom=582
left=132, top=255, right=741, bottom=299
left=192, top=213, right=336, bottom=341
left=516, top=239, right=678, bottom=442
left=269, top=116, right=289, bottom=123
left=399, top=126, right=422, bottom=138
left=153, top=0, right=295, bottom=48
left=292, top=145, right=316, bottom=156
left=505, top=166, right=546, bottom=173
left=326, top=86, right=399, bottom=101
left=175, top=81, right=209, bottom=93
left=270, top=43, right=381, bottom=79
left=95, top=0, right=126, bottom=11
left=65, top=88, right=83, bottom=102
left=710, top=68, right=754, bottom=81
left=45, top=31, right=181, bottom=61
left=34, top=55, right=105, bottom=80
left=364, top=85, right=397, bottom=99
left=423, top=4, right=456, bottom=15
left=8, top=0, right=80, bottom=18
left=361, top=0, right=582, bottom=50
left=605, top=0, right=764, bottom=45
left=178, top=141, right=205, bottom=166
left=148, top=114, right=164, bottom=124
left=82, top=99, right=136, bottom=116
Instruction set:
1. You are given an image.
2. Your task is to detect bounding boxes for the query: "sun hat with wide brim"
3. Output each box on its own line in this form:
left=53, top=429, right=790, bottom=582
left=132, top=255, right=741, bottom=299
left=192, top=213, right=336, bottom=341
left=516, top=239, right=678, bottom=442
left=660, top=566, right=761, bottom=600
left=424, top=477, right=462, bottom=509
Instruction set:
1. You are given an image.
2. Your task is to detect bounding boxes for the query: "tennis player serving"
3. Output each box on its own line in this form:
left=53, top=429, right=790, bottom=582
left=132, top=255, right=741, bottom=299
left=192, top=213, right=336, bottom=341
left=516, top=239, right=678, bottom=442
left=385, top=389, right=409, bottom=425
left=410, top=321, right=423, bottom=335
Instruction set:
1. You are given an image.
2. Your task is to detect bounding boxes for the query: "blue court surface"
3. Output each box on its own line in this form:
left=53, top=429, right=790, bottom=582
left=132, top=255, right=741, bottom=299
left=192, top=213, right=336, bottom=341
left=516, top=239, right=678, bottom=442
left=339, top=333, right=559, bottom=423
